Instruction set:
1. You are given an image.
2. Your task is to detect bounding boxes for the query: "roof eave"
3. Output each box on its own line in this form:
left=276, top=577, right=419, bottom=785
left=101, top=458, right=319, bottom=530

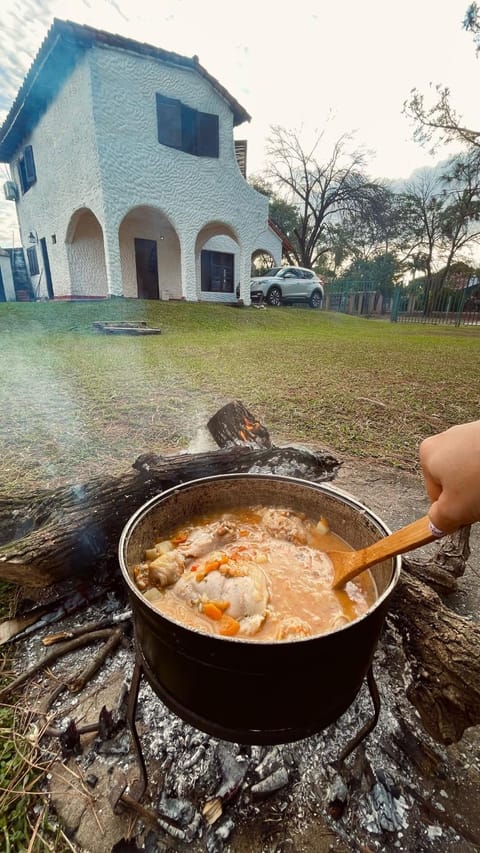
left=0, top=18, right=250, bottom=161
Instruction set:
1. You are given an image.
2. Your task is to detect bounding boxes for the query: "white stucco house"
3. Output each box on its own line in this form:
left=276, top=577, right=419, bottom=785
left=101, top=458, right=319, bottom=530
left=0, top=19, right=282, bottom=303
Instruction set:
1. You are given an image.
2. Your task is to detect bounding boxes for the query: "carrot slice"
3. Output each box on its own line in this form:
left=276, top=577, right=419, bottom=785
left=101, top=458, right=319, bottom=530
left=202, top=602, right=223, bottom=621
left=218, top=614, right=240, bottom=636
left=210, top=600, right=230, bottom=611
left=196, top=553, right=229, bottom=581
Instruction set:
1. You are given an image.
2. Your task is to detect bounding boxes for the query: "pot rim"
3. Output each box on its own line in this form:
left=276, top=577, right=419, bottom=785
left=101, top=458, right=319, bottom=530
left=118, top=473, right=401, bottom=645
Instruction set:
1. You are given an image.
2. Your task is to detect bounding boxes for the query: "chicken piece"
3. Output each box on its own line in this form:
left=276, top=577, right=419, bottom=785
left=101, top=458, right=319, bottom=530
left=149, top=550, right=185, bottom=588
left=133, top=562, right=150, bottom=591
left=174, top=556, right=269, bottom=636
left=179, top=520, right=239, bottom=559
left=260, top=509, right=308, bottom=544
left=275, top=616, right=312, bottom=641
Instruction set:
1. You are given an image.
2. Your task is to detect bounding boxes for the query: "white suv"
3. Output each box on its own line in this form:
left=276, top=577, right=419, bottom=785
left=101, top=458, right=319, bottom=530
left=249, top=267, right=324, bottom=308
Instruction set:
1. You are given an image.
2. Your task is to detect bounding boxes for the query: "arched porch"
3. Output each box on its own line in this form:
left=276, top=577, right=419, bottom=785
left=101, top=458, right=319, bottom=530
left=119, top=206, right=181, bottom=299
left=65, top=208, right=108, bottom=298
left=195, top=221, right=240, bottom=302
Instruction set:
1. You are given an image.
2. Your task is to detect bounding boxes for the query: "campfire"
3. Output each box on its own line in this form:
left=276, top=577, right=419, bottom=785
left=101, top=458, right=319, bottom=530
left=1, top=401, right=479, bottom=852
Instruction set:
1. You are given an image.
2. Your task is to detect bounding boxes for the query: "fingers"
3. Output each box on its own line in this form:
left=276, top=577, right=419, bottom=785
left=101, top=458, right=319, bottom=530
left=428, top=493, right=462, bottom=534
left=420, top=468, right=442, bottom=506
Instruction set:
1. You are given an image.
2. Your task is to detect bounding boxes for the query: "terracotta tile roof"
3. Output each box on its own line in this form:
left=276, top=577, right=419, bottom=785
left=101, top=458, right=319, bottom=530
left=0, top=18, right=251, bottom=161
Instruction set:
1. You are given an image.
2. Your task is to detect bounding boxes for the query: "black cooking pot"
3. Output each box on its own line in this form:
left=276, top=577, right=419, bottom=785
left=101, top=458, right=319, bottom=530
left=119, top=474, right=401, bottom=744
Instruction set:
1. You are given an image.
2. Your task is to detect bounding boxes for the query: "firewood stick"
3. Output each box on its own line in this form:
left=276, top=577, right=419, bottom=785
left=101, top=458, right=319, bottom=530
left=0, top=628, right=118, bottom=701
left=67, top=628, right=123, bottom=693
left=42, top=611, right=132, bottom=645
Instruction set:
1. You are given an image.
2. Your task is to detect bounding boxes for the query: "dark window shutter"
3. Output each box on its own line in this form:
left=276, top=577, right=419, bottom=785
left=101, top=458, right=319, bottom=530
left=24, top=145, right=36, bottom=185
left=181, top=104, right=197, bottom=155
left=156, top=94, right=182, bottom=150
left=18, top=158, right=28, bottom=194
left=196, top=111, right=219, bottom=158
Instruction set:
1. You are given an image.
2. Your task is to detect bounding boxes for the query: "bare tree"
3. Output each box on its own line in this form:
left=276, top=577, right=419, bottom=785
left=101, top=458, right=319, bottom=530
left=403, top=4, right=480, bottom=151
left=263, top=126, right=383, bottom=269
left=404, top=85, right=480, bottom=152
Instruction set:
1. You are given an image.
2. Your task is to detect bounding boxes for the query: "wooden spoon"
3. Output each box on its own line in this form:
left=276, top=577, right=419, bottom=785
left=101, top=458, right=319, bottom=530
left=328, top=514, right=441, bottom=589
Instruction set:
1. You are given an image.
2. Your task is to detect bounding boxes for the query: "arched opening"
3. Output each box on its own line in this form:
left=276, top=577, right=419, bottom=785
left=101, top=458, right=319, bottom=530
left=195, top=221, right=240, bottom=301
left=66, top=208, right=107, bottom=298
left=119, top=207, right=181, bottom=299
left=251, top=248, right=278, bottom=276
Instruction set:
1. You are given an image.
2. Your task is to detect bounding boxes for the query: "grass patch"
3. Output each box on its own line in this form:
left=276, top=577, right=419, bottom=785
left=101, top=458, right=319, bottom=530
left=0, top=299, right=479, bottom=494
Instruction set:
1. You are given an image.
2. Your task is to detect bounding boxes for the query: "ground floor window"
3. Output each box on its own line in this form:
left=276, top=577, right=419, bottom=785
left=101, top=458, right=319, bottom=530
left=201, top=250, right=234, bottom=293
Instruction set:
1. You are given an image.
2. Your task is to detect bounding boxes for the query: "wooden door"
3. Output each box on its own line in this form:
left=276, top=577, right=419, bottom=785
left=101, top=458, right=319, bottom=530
left=135, top=239, right=159, bottom=299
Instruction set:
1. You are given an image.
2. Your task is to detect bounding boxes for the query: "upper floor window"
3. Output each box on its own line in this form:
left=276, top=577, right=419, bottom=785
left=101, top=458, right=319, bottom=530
left=18, top=145, right=37, bottom=194
left=156, top=94, right=219, bottom=158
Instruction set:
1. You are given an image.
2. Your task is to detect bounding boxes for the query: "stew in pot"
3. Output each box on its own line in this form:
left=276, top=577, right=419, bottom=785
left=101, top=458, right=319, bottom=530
left=132, top=506, right=377, bottom=641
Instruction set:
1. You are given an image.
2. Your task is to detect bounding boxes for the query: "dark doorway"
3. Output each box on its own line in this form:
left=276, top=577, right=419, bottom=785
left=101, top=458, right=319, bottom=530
left=201, top=250, right=234, bottom=293
left=135, top=238, right=159, bottom=299
left=0, top=269, right=5, bottom=302
left=40, top=237, right=54, bottom=298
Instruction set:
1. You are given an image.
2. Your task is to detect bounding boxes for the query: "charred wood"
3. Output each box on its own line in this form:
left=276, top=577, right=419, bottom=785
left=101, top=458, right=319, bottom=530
left=402, top=526, right=471, bottom=594
left=207, top=400, right=272, bottom=448
left=0, top=443, right=340, bottom=587
left=0, top=627, right=123, bottom=701
left=389, top=572, right=480, bottom=744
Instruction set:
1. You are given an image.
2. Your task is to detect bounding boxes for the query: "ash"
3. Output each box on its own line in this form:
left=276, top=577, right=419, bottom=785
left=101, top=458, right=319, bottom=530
left=35, top=592, right=478, bottom=853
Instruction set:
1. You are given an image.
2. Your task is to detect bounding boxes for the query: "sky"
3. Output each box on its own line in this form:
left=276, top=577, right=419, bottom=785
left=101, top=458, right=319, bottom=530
left=0, top=0, right=478, bottom=246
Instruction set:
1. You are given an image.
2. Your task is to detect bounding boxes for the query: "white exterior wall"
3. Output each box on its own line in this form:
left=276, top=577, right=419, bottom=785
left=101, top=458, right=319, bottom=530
left=253, top=227, right=283, bottom=264
left=0, top=251, right=16, bottom=300
left=7, top=39, right=280, bottom=302
left=89, top=45, right=272, bottom=300
left=9, top=56, right=103, bottom=298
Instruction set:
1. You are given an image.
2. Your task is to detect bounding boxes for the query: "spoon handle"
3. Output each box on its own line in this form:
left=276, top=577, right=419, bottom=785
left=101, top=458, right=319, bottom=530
left=331, top=515, right=436, bottom=588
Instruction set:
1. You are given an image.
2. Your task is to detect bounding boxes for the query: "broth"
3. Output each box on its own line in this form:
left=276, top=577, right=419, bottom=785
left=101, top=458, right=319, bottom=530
left=132, top=506, right=377, bottom=641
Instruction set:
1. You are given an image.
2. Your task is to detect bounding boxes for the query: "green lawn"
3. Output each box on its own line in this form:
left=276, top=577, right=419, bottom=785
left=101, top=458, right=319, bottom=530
left=1, top=299, right=479, bottom=495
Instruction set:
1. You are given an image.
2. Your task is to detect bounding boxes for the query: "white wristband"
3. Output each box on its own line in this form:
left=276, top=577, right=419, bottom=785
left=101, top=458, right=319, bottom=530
left=429, top=520, right=446, bottom=538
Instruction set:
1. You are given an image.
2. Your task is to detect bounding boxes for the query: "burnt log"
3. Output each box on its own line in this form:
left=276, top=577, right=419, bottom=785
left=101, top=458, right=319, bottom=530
left=0, top=443, right=340, bottom=587
left=207, top=400, right=272, bottom=448
left=402, top=526, right=471, bottom=594
left=389, top=570, right=480, bottom=743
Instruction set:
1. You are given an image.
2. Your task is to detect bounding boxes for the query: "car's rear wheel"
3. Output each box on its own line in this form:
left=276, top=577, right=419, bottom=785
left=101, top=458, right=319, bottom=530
left=309, top=290, right=323, bottom=309
left=267, top=286, right=282, bottom=307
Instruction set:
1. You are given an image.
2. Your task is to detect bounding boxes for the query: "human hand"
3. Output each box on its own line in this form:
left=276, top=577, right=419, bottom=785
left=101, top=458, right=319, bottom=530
left=419, top=420, right=480, bottom=533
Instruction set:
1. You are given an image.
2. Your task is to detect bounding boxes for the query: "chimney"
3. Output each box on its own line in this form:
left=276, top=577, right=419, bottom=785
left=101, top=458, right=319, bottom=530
left=234, top=140, right=247, bottom=178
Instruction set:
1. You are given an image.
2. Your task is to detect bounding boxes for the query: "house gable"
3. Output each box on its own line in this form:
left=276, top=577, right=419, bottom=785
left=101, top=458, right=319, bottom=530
left=0, top=18, right=251, bottom=163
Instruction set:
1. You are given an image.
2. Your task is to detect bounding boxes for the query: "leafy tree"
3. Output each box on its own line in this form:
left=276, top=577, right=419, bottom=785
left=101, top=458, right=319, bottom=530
left=261, top=126, right=384, bottom=269
left=331, top=187, right=421, bottom=272
left=339, top=251, right=401, bottom=295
